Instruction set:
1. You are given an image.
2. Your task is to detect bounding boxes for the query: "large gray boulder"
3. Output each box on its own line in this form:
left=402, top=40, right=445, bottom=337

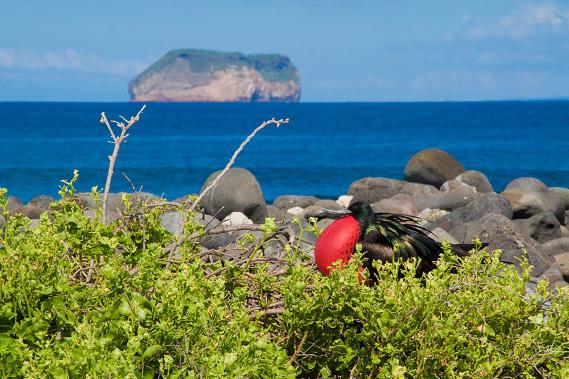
left=404, top=149, right=465, bottom=187
left=273, top=195, right=319, bottom=210
left=514, top=212, right=561, bottom=243
left=455, top=170, right=494, bottom=193
left=200, top=168, right=267, bottom=223
left=427, top=193, right=512, bottom=231
left=348, top=177, right=437, bottom=204
left=450, top=213, right=551, bottom=276
left=501, top=185, right=564, bottom=222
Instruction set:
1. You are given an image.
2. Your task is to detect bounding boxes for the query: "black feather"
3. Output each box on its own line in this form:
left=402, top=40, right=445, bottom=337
left=346, top=202, right=487, bottom=281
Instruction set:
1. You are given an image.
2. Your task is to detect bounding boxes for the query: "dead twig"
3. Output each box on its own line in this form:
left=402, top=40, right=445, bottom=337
left=189, top=117, right=288, bottom=212
left=100, top=105, right=146, bottom=224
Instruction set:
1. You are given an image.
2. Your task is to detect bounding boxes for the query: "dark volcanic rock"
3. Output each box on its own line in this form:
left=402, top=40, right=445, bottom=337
left=348, top=177, right=437, bottom=204
left=514, top=212, right=561, bottom=243
left=450, top=213, right=551, bottom=276
left=272, top=195, right=319, bottom=210
left=455, top=170, right=494, bottom=193
left=200, top=168, right=267, bottom=223
left=427, top=193, right=512, bottom=231
left=404, top=149, right=465, bottom=187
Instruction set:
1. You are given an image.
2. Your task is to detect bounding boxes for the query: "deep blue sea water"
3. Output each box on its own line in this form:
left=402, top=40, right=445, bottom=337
left=0, top=101, right=568, bottom=202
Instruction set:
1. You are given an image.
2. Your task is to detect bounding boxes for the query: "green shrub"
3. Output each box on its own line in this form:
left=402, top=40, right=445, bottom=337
left=0, top=177, right=568, bottom=378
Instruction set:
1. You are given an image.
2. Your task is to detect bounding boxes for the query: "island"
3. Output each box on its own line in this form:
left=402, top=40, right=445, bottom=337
left=129, top=49, right=301, bottom=102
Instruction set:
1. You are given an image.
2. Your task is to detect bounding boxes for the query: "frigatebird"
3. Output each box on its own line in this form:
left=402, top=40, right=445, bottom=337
left=315, top=201, right=484, bottom=282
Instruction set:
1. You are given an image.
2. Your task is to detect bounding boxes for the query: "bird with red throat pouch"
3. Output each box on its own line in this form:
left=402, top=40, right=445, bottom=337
left=314, top=201, right=486, bottom=283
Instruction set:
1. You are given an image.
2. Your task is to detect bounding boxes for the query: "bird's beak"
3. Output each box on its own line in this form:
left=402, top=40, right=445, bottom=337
left=316, top=208, right=352, bottom=219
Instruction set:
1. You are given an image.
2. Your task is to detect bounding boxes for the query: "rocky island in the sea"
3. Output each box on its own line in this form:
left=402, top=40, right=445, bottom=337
left=129, top=49, right=301, bottom=102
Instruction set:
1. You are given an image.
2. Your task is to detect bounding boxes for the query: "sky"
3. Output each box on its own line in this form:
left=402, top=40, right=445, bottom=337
left=2, top=0, right=569, bottom=102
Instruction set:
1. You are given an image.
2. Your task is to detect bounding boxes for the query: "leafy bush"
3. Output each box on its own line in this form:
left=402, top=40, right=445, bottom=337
left=0, top=176, right=568, bottom=378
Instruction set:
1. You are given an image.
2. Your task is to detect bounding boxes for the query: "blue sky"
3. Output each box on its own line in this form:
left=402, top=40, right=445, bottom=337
left=2, top=0, right=569, bottom=101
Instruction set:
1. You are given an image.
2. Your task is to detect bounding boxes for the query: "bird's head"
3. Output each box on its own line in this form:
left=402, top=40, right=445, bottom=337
left=317, top=201, right=375, bottom=239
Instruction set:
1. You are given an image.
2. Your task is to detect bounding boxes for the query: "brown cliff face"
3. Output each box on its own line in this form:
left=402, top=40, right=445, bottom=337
left=129, top=49, right=301, bottom=102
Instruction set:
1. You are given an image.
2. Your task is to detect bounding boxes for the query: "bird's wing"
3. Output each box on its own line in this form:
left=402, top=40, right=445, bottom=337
left=364, top=213, right=442, bottom=262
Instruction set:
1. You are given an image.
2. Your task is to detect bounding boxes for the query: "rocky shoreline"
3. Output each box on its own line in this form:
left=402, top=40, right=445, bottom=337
left=6, top=148, right=569, bottom=289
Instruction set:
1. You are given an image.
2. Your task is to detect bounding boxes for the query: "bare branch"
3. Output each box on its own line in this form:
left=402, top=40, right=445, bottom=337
left=101, top=105, right=146, bottom=223
left=189, top=117, right=288, bottom=212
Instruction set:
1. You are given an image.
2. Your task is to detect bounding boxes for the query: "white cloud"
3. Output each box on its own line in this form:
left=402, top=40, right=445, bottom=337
left=467, top=3, right=568, bottom=40
left=0, top=48, right=148, bottom=77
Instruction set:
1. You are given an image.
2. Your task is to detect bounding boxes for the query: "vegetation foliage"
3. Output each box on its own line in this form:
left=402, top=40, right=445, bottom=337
left=1, top=173, right=568, bottom=378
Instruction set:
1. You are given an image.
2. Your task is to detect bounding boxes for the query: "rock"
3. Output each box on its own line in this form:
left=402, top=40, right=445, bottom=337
left=372, top=194, right=418, bottom=216
left=129, top=49, right=301, bottom=102
left=565, top=210, right=569, bottom=226
left=196, top=213, right=221, bottom=229
left=541, top=237, right=569, bottom=258
left=29, top=219, right=40, bottom=230
left=83, top=209, right=119, bottom=223
left=427, top=193, right=513, bottom=231
left=304, top=200, right=343, bottom=218
left=430, top=227, right=459, bottom=244
left=414, top=193, right=480, bottom=212
left=273, top=195, right=319, bottom=210
left=286, top=207, right=305, bottom=217
left=7, top=196, right=23, bottom=214
left=160, top=211, right=185, bottom=236
left=455, top=170, right=494, bottom=193
left=348, top=177, right=437, bottom=204
left=19, top=205, right=43, bottom=219
left=501, top=187, right=564, bottom=221
left=551, top=253, right=569, bottom=282
left=550, top=187, right=569, bottom=212
left=222, top=212, right=253, bottom=227
left=77, top=192, right=121, bottom=211
left=267, top=205, right=289, bottom=223
left=336, top=195, right=353, bottom=208
left=505, top=177, right=547, bottom=192
left=202, top=230, right=264, bottom=255
left=440, top=179, right=477, bottom=194
left=449, top=213, right=551, bottom=276
left=27, top=195, right=56, bottom=211
left=417, top=208, right=449, bottom=224
left=200, top=168, right=267, bottom=223
left=540, top=266, right=564, bottom=285
left=560, top=225, right=569, bottom=238
left=404, top=149, right=465, bottom=187
left=317, top=218, right=335, bottom=231
left=514, top=212, right=561, bottom=243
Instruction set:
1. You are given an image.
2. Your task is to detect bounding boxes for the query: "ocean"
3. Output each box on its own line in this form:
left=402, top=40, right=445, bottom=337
left=0, top=101, right=568, bottom=202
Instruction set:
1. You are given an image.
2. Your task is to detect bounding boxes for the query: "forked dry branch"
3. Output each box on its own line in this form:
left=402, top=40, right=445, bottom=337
left=99, top=105, right=146, bottom=224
